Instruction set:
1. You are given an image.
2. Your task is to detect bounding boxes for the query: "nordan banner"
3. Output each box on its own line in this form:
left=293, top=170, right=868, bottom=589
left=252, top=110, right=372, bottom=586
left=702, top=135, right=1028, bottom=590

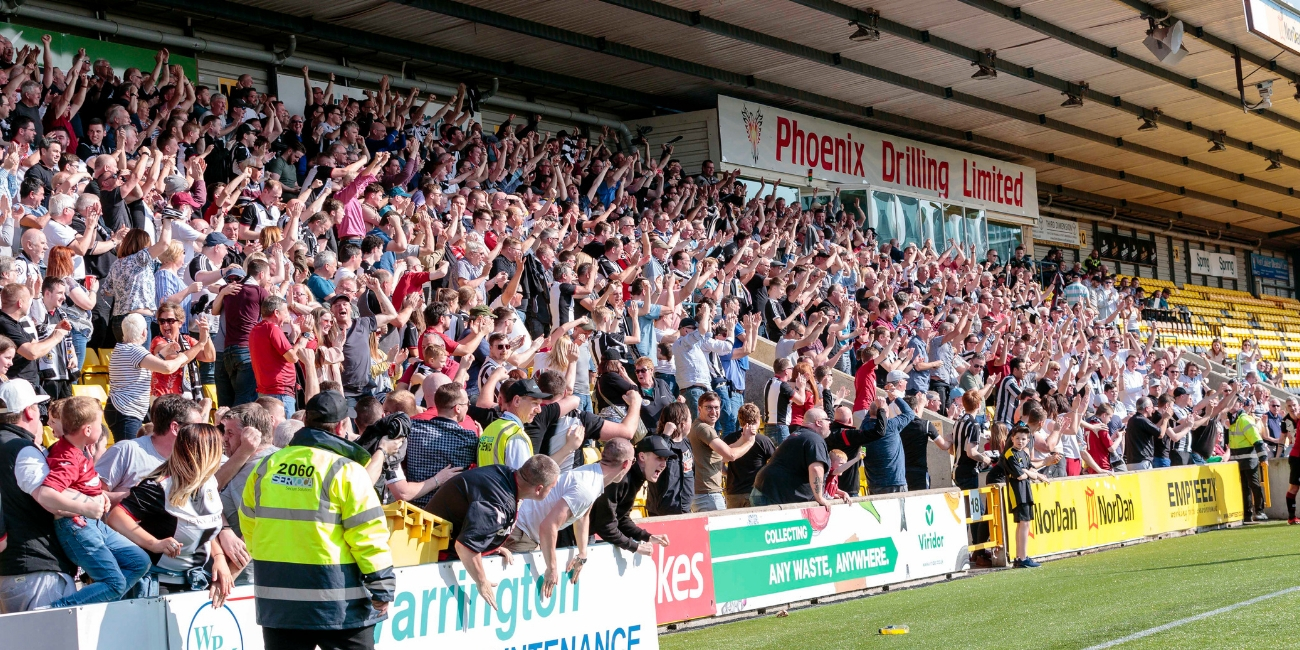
left=718, top=95, right=1039, bottom=219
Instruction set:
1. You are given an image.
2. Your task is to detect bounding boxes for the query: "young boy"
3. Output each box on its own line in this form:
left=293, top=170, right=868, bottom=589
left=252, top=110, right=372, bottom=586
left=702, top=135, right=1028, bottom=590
left=42, top=397, right=151, bottom=607
left=1002, top=424, right=1054, bottom=569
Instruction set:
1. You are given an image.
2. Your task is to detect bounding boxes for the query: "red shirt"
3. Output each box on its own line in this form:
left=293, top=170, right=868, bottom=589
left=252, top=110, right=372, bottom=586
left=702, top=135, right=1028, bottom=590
left=43, top=438, right=101, bottom=496
left=791, top=389, right=816, bottom=426
left=248, top=319, right=297, bottom=396
left=1085, top=423, right=1112, bottom=473
left=853, top=358, right=877, bottom=412
left=150, top=335, right=199, bottom=396
left=392, top=271, right=430, bottom=309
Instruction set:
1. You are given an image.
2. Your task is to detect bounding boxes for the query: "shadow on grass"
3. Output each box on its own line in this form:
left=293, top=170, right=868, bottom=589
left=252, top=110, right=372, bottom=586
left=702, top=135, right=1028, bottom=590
left=1091, top=552, right=1300, bottom=574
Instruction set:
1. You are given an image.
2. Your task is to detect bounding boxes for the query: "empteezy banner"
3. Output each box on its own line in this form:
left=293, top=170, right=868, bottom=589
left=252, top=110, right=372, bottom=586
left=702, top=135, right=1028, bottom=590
left=717, top=96, right=1039, bottom=219
left=707, top=492, right=968, bottom=615
left=1007, top=464, right=1244, bottom=559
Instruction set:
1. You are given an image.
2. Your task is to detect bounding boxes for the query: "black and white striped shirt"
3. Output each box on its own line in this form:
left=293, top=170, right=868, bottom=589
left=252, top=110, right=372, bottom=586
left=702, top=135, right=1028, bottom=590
left=952, top=413, right=986, bottom=481
left=994, top=375, right=1023, bottom=425
left=762, top=377, right=795, bottom=425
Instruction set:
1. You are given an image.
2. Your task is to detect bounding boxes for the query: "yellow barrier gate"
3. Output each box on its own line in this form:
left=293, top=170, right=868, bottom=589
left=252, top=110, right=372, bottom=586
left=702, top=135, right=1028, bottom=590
left=963, top=486, right=1004, bottom=554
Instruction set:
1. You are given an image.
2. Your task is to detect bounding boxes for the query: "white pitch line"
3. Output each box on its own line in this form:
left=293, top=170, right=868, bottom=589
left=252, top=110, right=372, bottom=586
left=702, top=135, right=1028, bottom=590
left=1081, top=586, right=1300, bottom=650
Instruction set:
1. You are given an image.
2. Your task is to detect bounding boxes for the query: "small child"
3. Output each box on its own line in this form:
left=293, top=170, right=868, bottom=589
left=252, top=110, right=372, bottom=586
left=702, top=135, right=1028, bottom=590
left=42, top=397, right=150, bottom=607
left=1002, top=424, right=1053, bottom=569
left=825, top=448, right=863, bottom=500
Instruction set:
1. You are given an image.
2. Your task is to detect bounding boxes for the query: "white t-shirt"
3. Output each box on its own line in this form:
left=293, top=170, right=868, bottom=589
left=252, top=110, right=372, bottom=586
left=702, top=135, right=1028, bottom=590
left=95, top=435, right=167, bottom=493
left=43, top=221, right=85, bottom=279
left=513, top=464, right=605, bottom=545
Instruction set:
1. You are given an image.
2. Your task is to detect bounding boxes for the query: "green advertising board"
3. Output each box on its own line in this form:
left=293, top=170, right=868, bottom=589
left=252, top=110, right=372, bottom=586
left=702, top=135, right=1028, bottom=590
left=0, top=22, right=197, bottom=80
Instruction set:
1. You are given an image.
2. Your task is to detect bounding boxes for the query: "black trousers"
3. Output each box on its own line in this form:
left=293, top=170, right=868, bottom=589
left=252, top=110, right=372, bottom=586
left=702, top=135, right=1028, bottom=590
left=263, top=625, right=376, bottom=650
left=1232, top=448, right=1264, bottom=517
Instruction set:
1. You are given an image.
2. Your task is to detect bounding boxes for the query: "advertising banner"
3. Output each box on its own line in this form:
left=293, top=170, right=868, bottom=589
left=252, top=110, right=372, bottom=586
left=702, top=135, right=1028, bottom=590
left=1006, top=474, right=1144, bottom=559
left=1094, top=231, right=1157, bottom=267
left=1007, top=464, right=1245, bottom=559
left=1138, top=463, right=1243, bottom=534
left=707, top=492, right=968, bottom=615
left=717, top=96, right=1038, bottom=219
left=1245, top=0, right=1300, bottom=57
left=1190, top=248, right=1239, bottom=279
left=1251, top=253, right=1291, bottom=281
left=0, top=23, right=198, bottom=81
left=1035, top=216, right=1083, bottom=248
left=163, top=545, right=658, bottom=650
left=639, top=517, right=717, bottom=624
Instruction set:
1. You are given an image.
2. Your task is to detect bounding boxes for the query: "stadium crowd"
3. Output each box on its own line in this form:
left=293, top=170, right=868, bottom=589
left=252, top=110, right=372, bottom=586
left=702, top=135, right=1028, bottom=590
left=0, top=34, right=1290, bottom=624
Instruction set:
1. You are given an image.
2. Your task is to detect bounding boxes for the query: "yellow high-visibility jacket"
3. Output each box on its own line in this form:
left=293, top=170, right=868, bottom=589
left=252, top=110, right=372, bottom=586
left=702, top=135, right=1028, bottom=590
left=240, top=427, right=395, bottom=630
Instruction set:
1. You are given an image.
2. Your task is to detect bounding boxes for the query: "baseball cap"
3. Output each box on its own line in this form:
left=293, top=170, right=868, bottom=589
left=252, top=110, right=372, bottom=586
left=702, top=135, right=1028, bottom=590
left=205, top=232, right=235, bottom=248
left=1173, top=387, right=1189, bottom=398
left=304, top=391, right=348, bottom=425
left=679, top=317, right=698, bottom=331
left=651, top=237, right=670, bottom=250
left=636, top=435, right=675, bottom=458
left=885, top=370, right=909, bottom=384
left=171, top=192, right=202, bottom=209
left=222, top=266, right=246, bottom=281
left=504, top=379, right=552, bottom=401
left=328, top=294, right=352, bottom=305
left=0, top=379, right=48, bottom=414
left=388, top=186, right=412, bottom=198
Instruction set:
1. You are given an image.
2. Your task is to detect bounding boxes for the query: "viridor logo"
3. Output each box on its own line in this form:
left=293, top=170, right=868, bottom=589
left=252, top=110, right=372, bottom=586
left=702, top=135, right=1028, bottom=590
left=924, top=505, right=935, bottom=526
left=186, top=602, right=243, bottom=650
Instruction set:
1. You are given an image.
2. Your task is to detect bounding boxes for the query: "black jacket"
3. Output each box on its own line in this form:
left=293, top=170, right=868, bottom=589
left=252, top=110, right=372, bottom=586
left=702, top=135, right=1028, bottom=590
left=590, top=462, right=651, bottom=553
left=0, top=423, right=76, bottom=577
left=520, top=252, right=553, bottom=338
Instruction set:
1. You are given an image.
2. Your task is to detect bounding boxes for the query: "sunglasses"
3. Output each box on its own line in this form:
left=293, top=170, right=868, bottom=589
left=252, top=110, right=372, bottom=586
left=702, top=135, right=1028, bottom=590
left=635, top=368, right=653, bottom=374
left=493, top=344, right=508, bottom=350
left=158, top=318, right=180, bottom=324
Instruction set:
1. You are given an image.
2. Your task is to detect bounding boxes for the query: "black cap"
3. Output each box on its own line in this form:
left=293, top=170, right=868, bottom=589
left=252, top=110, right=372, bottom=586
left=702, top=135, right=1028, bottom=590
left=304, top=391, right=348, bottom=425
left=503, top=378, right=552, bottom=401
left=1173, top=386, right=1189, bottom=398
left=636, top=435, right=675, bottom=458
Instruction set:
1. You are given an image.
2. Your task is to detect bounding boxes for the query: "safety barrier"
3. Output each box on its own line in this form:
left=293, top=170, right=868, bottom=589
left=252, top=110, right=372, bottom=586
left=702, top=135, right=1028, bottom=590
left=0, top=544, right=659, bottom=650
left=962, top=486, right=1004, bottom=555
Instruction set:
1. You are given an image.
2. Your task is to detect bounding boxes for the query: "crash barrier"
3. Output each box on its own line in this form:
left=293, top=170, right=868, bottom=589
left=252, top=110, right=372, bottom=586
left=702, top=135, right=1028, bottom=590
left=0, top=464, right=1255, bottom=643
left=638, top=490, right=970, bottom=625
left=0, top=543, right=660, bottom=650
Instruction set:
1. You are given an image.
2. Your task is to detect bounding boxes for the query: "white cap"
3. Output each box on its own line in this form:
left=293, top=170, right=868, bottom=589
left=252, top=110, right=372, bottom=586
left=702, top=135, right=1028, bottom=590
left=0, top=379, right=48, bottom=414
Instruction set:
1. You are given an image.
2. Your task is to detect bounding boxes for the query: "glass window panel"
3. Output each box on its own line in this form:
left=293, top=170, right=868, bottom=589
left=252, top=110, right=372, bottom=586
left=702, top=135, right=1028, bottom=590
left=942, top=204, right=963, bottom=247
left=898, top=195, right=922, bottom=248
left=872, top=191, right=896, bottom=243
left=986, top=221, right=1022, bottom=266
left=965, top=208, right=985, bottom=256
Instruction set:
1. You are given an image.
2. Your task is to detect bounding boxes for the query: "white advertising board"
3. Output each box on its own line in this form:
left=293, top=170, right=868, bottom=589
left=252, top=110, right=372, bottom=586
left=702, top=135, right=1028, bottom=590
left=1190, top=248, right=1238, bottom=279
left=717, top=95, right=1038, bottom=218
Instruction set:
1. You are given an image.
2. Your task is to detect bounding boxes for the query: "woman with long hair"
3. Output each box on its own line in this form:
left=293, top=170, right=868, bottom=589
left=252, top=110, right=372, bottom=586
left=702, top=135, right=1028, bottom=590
left=311, top=306, right=344, bottom=385
left=105, top=225, right=174, bottom=342
left=789, top=359, right=820, bottom=426
left=107, top=423, right=233, bottom=604
left=44, top=245, right=97, bottom=368
left=1207, top=338, right=1228, bottom=365
left=985, top=422, right=1011, bottom=485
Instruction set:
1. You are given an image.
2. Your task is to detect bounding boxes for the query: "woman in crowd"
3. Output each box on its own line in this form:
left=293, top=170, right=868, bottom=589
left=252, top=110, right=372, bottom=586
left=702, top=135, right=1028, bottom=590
left=106, top=313, right=211, bottom=440
left=44, top=245, right=96, bottom=369
left=150, top=301, right=215, bottom=400
left=107, top=423, right=233, bottom=604
left=105, top=225, right=175, bottom=342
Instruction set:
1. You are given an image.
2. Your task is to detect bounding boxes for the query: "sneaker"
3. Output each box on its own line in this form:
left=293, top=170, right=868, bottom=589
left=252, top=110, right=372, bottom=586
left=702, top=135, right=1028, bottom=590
left=1289, top=518, right=1299, bottom=525
left=1013, top=558, right=1041, bottom=568
left=1254, top=513, right=1269, bottom=522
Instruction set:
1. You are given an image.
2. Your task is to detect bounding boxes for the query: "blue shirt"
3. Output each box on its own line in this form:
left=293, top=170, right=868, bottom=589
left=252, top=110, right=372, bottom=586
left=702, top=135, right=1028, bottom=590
left=905, top=336, right=930, bottom=393
left=722, top=322, right=750, bottom=391
left=635, top=303, right=662, bottom=358
left=305, top=273, right=335, bottom=303
left=860, top=398, right=916, bottom=489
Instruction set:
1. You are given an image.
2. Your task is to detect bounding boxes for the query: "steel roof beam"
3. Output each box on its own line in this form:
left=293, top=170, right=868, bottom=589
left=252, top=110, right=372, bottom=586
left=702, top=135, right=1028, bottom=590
left=942, top=0, right=1300, bottom=139
left=135, top=0, right=678, bottom=112
left=778, top=0, right=1300, bottom=171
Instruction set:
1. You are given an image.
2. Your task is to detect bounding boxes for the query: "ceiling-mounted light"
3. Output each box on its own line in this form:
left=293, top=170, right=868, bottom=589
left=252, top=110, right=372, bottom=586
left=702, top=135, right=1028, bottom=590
left=1061, top=81, right=1087, bottom=108
left=849, top=10, right=880, bottom=42
left=1267, top=150, right=1283, bottom=172
left=971, top=48, right=997, bottom=80
left=1143, top=15, right=1189, bottom=65
left=1207, top=130, right=1227, bottom=153
left=1138, top=107, right=1161, bottom=131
